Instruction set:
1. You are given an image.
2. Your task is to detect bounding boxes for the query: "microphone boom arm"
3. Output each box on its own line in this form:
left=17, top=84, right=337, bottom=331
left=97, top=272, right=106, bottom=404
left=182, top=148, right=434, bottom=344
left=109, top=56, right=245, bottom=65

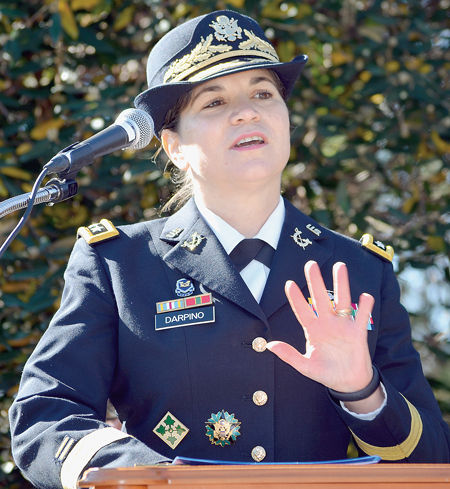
left=0, top=107, right=154, bottom=258
left=0, top=178, right=79, bottom=219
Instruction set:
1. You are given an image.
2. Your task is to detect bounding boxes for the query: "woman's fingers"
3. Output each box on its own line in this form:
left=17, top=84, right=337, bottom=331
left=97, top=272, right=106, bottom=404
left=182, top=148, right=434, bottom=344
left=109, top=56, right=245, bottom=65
left=273, top=262, right=376, bottom=390
left=332, top=262, right=352, bottom=313
left=285, top=260, right=375, bottom=334
left=304, top=261, right=334, bottom=315
left=285, top=279, right=316, bottom=326
left=266, top=340, right=308, bottom=375
left=355, top=292, right=375, bottom=331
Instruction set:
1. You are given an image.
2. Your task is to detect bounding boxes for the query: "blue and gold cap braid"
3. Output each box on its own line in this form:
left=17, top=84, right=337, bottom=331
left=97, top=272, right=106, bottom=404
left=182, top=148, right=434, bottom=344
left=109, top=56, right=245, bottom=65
left=135, top=10, right=308, bottom=137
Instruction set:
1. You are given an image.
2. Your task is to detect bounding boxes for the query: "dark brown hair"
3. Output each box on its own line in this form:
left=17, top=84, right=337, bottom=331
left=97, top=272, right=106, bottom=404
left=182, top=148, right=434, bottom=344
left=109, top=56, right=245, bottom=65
left=159, top=89, right=194, bottom=214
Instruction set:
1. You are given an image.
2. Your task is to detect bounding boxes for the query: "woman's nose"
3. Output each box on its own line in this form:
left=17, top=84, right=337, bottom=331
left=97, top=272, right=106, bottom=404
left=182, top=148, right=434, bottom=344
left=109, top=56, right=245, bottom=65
left=230, top=99, right=260, bottom=125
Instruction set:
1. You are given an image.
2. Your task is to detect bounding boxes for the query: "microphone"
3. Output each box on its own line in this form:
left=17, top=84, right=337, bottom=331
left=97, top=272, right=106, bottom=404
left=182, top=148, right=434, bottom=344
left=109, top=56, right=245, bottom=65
left=45, top=108, right=154, bottom=175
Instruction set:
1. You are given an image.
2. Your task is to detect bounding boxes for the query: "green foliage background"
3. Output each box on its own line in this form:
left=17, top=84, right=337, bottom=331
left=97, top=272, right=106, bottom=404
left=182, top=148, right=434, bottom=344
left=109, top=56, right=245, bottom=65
left=0, top=0, right=449, bottom=485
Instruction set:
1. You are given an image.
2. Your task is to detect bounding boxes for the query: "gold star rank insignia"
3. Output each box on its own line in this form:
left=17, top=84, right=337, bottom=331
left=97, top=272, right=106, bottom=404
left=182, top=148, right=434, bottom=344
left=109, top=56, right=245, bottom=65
left=153, top=412, right=189, bottom=449
left=77, top=219, right=119, bottom=245
left=360, top=233, right=394, bottom=262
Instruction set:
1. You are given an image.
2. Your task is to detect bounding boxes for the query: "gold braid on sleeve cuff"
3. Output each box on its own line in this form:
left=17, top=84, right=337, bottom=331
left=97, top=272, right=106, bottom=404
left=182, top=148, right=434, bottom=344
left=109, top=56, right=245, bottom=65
left=60, top=427, right=131, bottom=489
left=350, top=395, right=423, bottom=460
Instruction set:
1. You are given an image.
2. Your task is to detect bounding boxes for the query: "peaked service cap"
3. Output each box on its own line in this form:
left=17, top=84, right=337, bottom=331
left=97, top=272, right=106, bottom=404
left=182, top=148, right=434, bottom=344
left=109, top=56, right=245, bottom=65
left=134, top=10, right=308, bottom=137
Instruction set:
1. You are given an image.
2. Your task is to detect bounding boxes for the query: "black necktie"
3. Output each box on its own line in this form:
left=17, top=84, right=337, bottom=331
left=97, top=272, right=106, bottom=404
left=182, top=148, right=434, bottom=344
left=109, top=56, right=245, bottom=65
left=229, top=238, right=275, bottom=272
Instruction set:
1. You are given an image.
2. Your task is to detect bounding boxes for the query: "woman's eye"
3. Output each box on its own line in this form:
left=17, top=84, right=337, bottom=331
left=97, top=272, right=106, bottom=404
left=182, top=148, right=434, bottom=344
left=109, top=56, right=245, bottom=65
left=255, top=90, right=272, bottom=99
left=204, top=98, right=224, bottom=109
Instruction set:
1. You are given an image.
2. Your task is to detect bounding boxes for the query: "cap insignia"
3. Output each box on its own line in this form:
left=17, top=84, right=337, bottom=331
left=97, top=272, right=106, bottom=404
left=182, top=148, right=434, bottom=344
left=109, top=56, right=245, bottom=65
left=210, top=15, right=242, bottom=42
left=77, top=219, right=119, bottom=245
left=153, top=412, right=189, bottom=449
left=164, top=34, right=232, bottom=83
left=164, top=18, right=279, bottom=84
left=360, top=233, right=394, bottom=262
left=240, top=29, right=278, bottom=58
left=205, top=410, right=241, bottom=447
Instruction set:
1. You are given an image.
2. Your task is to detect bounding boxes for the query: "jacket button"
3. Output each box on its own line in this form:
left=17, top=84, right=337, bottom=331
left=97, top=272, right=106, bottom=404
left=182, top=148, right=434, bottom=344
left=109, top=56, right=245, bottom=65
left=252, top=390, right=268, bottom=406
left=252, top=337, right=267, bottom=352
left=251, top=446, right=266, bottom=462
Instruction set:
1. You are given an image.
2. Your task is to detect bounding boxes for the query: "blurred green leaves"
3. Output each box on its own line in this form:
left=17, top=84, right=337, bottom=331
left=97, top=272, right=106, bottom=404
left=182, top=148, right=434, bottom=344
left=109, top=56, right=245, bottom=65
left=0, top=0, right=449, bottom=485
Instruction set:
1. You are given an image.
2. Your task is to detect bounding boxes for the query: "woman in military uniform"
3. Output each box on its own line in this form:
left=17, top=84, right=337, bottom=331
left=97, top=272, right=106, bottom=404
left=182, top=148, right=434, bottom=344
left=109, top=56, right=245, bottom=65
left=9, top=10, right=450, bottom=489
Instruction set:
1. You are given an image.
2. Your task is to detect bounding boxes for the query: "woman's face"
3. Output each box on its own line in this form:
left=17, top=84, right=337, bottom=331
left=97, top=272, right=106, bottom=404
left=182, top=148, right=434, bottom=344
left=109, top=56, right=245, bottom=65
left=162, top=68, right=291, bottom=197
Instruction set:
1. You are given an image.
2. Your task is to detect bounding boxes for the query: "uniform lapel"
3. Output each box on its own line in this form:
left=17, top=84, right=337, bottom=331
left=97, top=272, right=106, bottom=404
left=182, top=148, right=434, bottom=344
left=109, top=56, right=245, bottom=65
left=153, top=199, right=266, bottom=322
left=259, top=199, right=334, bottom=318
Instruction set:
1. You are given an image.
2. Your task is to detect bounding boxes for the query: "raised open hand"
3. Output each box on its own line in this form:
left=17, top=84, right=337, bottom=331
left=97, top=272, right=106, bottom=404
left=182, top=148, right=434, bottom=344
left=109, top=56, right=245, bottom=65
left=267, top=260, right=375, bottom=394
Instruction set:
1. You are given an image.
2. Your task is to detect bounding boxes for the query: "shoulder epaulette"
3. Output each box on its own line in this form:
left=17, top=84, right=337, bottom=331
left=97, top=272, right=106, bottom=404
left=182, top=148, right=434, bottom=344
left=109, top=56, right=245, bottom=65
left=77, top=219, right=119, bottom=245
left=360, top=233, right=394, bottom=262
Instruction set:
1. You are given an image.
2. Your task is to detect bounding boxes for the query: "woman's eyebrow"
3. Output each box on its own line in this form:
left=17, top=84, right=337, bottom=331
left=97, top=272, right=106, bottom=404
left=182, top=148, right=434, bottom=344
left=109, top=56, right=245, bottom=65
left=190, top=85, right=223, bottom=105
left=190, top=75, right=276, bottom=105
left=250, top=75, right=276, bottom=86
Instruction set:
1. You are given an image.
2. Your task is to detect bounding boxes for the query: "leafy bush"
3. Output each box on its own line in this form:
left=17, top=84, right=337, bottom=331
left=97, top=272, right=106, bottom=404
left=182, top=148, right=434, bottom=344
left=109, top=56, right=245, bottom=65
left=0, top=0, right=448, bottom=485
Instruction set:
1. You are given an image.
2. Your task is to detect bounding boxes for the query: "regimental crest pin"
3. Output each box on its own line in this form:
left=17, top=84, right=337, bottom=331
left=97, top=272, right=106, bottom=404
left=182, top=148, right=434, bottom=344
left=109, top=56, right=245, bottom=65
left=181, top=231, right=205, bottom=252
left=153, top=412, right=189, bottom=449
left=291, top=227, right=312, bottom=250
left=210, top=15, right=242, bottom=42
left=175, top=278, right=195, bottom=297
left=205, top=410, right=241, bottom=447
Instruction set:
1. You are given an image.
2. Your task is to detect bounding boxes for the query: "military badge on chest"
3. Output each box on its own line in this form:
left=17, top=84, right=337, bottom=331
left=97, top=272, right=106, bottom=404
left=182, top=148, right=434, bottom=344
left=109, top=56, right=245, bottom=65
left=153, top=411, right=189, bottom=449
left=205, top=410, right=241, bottom=447
left=155, top=278, right=215, bottom=331
left=175, top=278, right=195, bottom=297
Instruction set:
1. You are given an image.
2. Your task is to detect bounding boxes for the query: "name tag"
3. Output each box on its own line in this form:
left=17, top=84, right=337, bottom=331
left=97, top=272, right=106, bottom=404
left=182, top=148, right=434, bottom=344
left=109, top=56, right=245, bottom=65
left=155, top=305, right=215, bottom=331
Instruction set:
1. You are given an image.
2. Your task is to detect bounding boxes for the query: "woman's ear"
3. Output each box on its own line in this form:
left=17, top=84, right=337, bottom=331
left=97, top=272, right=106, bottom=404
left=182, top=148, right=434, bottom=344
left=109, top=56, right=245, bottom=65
left=161, top=129, right=189, bottom=171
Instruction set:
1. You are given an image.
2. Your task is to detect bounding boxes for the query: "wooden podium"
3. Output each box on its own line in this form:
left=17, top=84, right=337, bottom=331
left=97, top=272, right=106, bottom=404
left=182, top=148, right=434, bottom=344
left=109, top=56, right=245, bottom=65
left=78, top=463, right=450, bottom=488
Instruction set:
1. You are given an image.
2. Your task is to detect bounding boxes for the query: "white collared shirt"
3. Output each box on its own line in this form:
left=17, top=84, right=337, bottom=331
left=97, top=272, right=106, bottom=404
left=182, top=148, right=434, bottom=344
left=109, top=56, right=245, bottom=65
left=195, top=196, right=285, bottom=302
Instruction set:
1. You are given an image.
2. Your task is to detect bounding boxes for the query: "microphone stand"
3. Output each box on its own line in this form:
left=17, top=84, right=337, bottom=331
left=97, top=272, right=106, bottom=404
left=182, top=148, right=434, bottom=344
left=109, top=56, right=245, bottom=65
left=0, top=108, right=154, bottom=258
left=0, top=146, right=88, bottom=259
left=0, top=178, right=78, bottom=219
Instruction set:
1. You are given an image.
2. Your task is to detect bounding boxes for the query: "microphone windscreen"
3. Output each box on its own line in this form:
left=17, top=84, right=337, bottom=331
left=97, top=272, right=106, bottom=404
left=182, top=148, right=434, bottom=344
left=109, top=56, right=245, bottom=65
left=116, top=108, right=154, bottom=150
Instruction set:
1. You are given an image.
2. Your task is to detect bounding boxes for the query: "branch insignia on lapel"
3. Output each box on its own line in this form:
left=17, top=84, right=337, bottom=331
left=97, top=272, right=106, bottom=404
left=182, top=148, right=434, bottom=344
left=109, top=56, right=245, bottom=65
left=181, top=231, right=206, bottom=252
left=291, top=227, right=312, bottom=250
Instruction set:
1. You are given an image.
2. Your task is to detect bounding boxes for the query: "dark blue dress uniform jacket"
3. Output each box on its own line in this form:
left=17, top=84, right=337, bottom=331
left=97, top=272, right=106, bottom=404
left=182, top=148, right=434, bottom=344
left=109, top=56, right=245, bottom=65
left=9, top=198, right=450, bottom=489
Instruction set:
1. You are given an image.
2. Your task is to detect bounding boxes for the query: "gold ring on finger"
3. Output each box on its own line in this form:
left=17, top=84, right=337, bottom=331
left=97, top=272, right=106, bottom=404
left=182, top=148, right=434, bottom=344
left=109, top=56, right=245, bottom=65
left=335, top=308, right=353, bottom=318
